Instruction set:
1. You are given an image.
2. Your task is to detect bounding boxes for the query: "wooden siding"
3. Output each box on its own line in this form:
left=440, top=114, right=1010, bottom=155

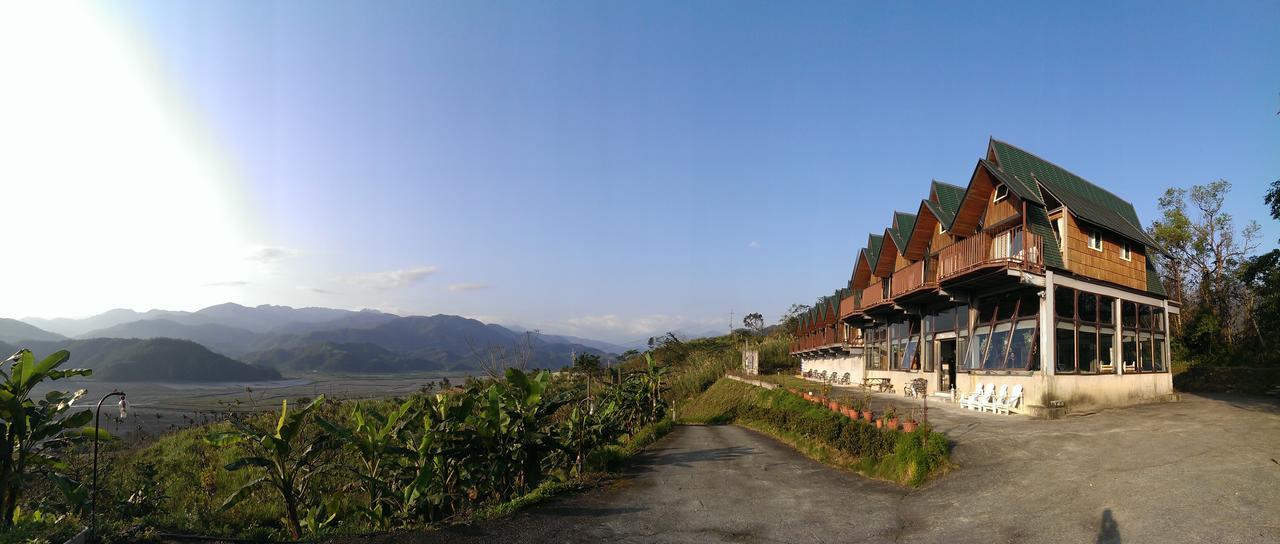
left=1062, top=213, right=1148, bottom=290
left=894, top=249, right=910, bottom=271
left=930, top=222, right=953, bottom=254
left=984, top=190, right=1020, bottom=227
left=852, top=256, right=872, bottom=289
left=950, top=163, right=997, bottom=236
left=874, top=232, right=899, bottom=277
left=902, top=205, right=938, bottom=260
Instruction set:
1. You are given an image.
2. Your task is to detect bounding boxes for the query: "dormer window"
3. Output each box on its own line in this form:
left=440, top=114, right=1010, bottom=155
left=993, top=183, right=1009, bottom=202
left=1120, top=241, right=1132, bottom=261
left=1088, top=230, right=1103, bottom=251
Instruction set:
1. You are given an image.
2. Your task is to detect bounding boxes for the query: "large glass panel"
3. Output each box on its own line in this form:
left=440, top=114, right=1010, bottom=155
left=1018, top=292, right=1040, bottom=317
left=1056, top=326, right=1075, bottom=373
left=996, top=295, right=1018, bottom=321
left=979, top=300, right=998, bottom=323
left=955, top=337, right=968, bottom=372
left=1139, top=305, right=1153, bottom=329
left=1153, top=308, right=1165, bottom=332
left=934, top=307, right=956, bottom=332
left=1077, top=326, right=1098, bottom=373
left=1122, top=333, right=1137, bottom=369
left=902, top=337, right=919, bottom=370
left=1055, top=286, right=1075, bottom=318
left=1154, top=335, right=1166, bottom=372
left=1140, top=333, right=1154, bottom=371
left=1078, top=292, right=1097, bottom=323
left=1122, top=302, right=1137, bottom=328
left=969, top=331, right=990, bottom=370
left=955, top=304, right=969, bottom=332
left=983, top=329, right=1011, bottom=369
left=1098, top=296, right=1115, bottom=324
left=1099, top=329, right=1115, bottom=370
left=1007, top=320, right=1037, bottom=370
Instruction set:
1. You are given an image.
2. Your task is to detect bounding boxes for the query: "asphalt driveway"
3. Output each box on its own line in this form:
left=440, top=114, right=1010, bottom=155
left=371, top=393, right=1280, bottom=543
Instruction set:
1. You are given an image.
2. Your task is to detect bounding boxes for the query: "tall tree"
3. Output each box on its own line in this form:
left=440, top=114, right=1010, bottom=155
left=1152, top=180, right=1260, bottom=346
left=742, top=312, right=764, bottom=336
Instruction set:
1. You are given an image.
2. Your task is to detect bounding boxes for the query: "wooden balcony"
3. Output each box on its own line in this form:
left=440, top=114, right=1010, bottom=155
left=789, top=325, right=863, bottom=355
left=890, top=256, right=939, bottom=298
left=860, top=279, right=891, bottom=310
left=838, top=291, right=861, bottom=319
left=936, top=227, right=1044, bottom=283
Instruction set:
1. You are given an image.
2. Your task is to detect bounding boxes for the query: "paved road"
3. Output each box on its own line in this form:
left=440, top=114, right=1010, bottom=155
left=373, top=394, right=1280, bottom=543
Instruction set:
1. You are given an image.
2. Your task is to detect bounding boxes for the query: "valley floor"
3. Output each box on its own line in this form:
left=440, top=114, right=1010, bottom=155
left=361, top=393, right=1280, bottom=543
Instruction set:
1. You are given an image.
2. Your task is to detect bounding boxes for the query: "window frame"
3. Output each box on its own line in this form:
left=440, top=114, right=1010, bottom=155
left=1119, top=241, right=1132, bottom=261
left=1088, top=230, right=1103, bottom=252
left=1053, top=286, right=1118, bottom=375
left=993, top=183, right=1010, bottom=202
left=964, top=292, right=1039, bottom=373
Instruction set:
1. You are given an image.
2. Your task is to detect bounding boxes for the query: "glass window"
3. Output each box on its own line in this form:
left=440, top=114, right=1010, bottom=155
left=1018, top=292, right=1039, bottom=317
left=983, top=329, right=1010, bottom=369
left=979, top=301, right=998, bottom=323
left=996, top=297, right=1017, bottom=321
left=1099, top=330, right=1115, bottom=369
left=1121, top=333, right=1137, bottom=369
left=1056, top=326, right=1075, bottom=373
left=902, top=337, right=919, bottom=370
left=1077, top=326, right=1098, bottom=373
left=956, top=305, right=969, bottom=331
left=1078, top=292, right=1097, bottom=323
left=1140, top=333, right=1154, bottom=371
left=934, top=307, right=956, bottom=332
left=1139, top=305, right=1152, bottom=329
left=1055, top=286, right=1074, bottom=318
left=970, top=331, right=990, bottom=370
left=1122, top=302, right=1137, bottom=328
left=1089, top=230, right=1103, bottom=250
left=1153, top=308, right=1164, bottom=332
left=1007, top=321, right=1037, bottom=370
left=1098, top=296, right=1115, bottom=325
left=1154, top=335, right=1166, bottom=372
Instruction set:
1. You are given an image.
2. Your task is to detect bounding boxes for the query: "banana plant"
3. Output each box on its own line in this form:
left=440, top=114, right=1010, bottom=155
left=316, top=398, right=415, bottom=528
left=207, top=396, right=329, bottom=539
left=399, top=392, right=474, bottom=522
left=562, top=399, right=619, bottom=476
left=0, top=349, right=92, bottom=526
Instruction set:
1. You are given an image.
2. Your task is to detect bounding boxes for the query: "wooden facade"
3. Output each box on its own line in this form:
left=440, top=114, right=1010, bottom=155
left=1060, top=212, right=1149, bottom=292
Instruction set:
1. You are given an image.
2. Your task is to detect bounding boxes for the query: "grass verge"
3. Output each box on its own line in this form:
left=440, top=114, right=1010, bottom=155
left=680, top=378, right=950, bottom=487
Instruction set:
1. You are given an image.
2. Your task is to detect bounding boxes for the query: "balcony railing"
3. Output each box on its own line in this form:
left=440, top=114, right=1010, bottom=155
left=936, top=227, right=1043, bottom=281
left=861, top=279, right=889, bottom=308
left=838, top=291, right=861, bottom=319
left=789, top=325, right=864, bottom=354
left=890, top=256, right=939, bottom=297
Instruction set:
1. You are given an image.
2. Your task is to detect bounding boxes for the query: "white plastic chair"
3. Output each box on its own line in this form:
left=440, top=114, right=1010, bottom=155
left=958, top=382, right=984, bottom=408
left=960, top=383, right=992, bottom=410
left=981, top=384, right=1009, bottom=412
left=996, top=384, right=1023, bottom=414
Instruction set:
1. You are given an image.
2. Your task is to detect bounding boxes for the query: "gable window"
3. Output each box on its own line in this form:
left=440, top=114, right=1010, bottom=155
left=1120, top=241, right=1132, bottom=261
left=1088, top=230, right=1103, bottom=251
left=993, top=183, right=1009, bottom=202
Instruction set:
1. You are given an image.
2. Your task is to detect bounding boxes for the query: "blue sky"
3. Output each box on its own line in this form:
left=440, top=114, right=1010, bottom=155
left=3, top=2, right=1277, bottom=343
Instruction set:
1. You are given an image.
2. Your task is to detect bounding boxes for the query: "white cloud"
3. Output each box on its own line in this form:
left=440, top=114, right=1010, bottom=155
left=748, top=240, right=761, bottom=249
left=448, top=282, right=489, bottom=292
left=350, top=266, right=439, bottom=289
left=201, top=280, right=249, bottom=287
left=298, top=286, right=336, bottom=295
left=246, top=246, right=300, bottom=263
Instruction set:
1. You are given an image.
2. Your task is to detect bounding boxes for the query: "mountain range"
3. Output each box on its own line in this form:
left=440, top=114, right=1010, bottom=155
left=5, top=304, right=614, bottom=382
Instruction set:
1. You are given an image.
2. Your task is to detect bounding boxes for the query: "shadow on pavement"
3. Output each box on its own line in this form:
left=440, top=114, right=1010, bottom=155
left=1188, top=392, right=1280, bottom=414
left=538, top=505, right=648, bottom=518
left=1096, top=508, right=1121, bottom=544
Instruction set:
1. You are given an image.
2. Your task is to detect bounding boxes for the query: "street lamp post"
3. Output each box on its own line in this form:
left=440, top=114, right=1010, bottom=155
left=91, top=390, right=126, bottom=541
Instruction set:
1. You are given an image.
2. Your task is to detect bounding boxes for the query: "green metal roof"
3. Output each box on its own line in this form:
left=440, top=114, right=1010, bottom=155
left=888, top=211, right=917, bottom=251
left=1146, top=258, right=1167, bottom=297
left=1025, top=204, right=1065, bottom=270
left=990, top=139, right=1163, bottom=253
left=865, top=234, right=884, bottom=269
left=930, top=180, right=965, bottom=226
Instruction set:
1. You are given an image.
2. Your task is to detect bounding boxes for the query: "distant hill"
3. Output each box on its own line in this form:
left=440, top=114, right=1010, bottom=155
left=0, top=318, right=66, bottom=343
left=255, top=315, right=603, bottom=371
left=244, top=341, right=453, bottom=373
left=267, top=310, right=400, bottom=336
left=19, top=338, right=281, bottom=382
left=23, top=304, right=399, bottom=337
left=80, top=319, right=262, bottom=356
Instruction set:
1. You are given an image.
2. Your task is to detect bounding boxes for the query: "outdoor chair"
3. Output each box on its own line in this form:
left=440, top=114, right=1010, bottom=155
left=958, top=382, right=985, bottom=408
left=981, top=384, right=1009, bottom=412
left=960, top=383, right=994, bottom=410
left=841, top=372, right=852, bottom=385
left=995, top=384, right=1023, bottom=414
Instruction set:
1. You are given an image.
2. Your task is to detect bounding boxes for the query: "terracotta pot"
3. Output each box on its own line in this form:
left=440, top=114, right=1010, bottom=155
left=902, top=420, right=918, bottom=432
left=885, top=417, right=899, bottom=430
left=875, top=418, right=883, bottom=429
left=828, top=401, right=839, bottom=411
left=862, top=410, right=873, bottom=422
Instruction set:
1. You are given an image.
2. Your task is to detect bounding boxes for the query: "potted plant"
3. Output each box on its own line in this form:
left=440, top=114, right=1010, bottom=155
left=902, top=408, right=919, bottom=432
left=875, top=417, right=884, bottom=429
left=849, top=399, right=865, bottom=419
left=860, top=390, right=874, bottom=422
left=884, top=406, right=898, bottom=430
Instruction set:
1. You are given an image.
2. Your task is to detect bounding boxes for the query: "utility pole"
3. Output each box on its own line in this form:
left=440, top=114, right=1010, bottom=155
left=728, top=310, right=734, bottom=335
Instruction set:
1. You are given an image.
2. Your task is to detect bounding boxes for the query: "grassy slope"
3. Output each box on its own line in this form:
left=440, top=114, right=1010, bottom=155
left=680, top=378, right=950, bottom=487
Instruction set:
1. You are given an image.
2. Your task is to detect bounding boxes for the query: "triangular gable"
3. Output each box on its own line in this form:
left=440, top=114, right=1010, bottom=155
left=949, top=159, right=1030, bottom=236
left=874, top=226, right=900, bottom=277
left=904, top=199, right=943, bottom=260
left=850, top=250, right=873, bottom=290
left=930, top=179, right=966, bottom=227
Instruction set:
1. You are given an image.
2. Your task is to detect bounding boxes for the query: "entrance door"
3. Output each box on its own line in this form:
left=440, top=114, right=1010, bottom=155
left=939, top=339, right=958, bottom=393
